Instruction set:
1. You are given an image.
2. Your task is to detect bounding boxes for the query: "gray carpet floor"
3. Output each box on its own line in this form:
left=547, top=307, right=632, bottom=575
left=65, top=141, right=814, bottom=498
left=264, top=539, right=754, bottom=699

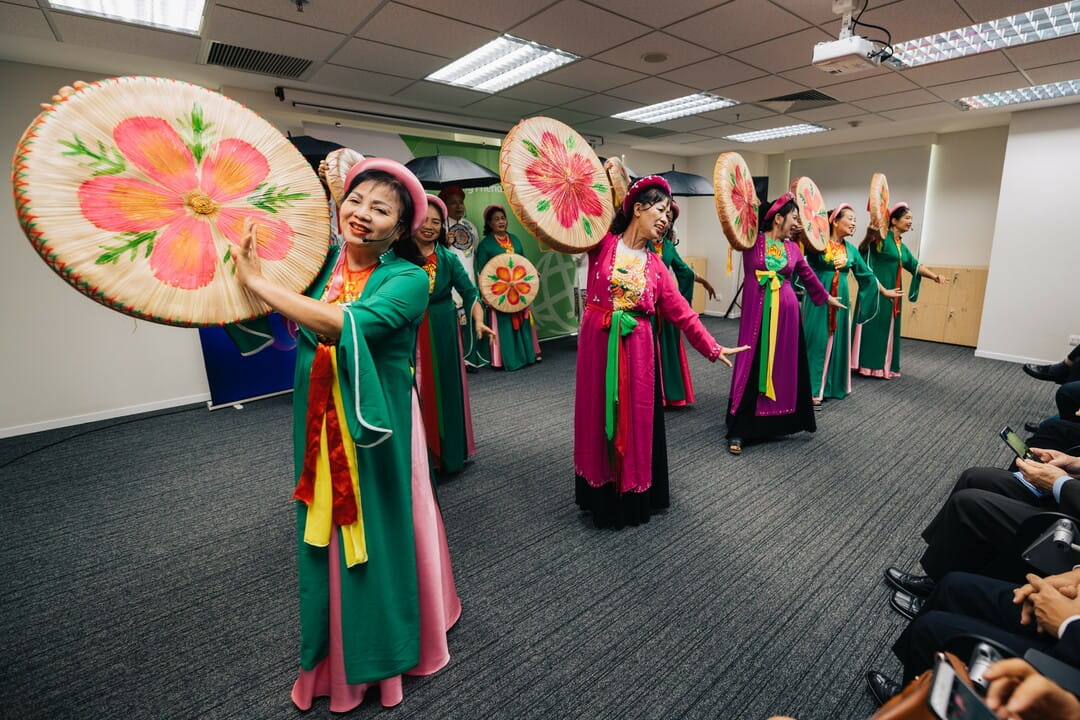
left=0, top=316, right=1053, bottom=719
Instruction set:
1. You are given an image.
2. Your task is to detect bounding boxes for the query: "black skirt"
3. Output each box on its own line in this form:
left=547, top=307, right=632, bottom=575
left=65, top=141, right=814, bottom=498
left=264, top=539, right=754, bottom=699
left=726, top=324, right=816, bottom=441
left=575, top=346, right=669, bottom=529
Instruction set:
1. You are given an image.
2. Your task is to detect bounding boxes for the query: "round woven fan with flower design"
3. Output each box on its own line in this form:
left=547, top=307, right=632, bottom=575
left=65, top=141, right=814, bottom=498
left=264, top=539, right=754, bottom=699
left=713, top=152, right=760, bottom=250
left=605, top=156, right=631, bottom=210
left=790, top=175, right=829, bottom=252
left=478, top=253, right=539, bottom=313
left=499, top=116, right=613, bottom=254
left=12, top=76, right=329, bottom=327
left=868, top=172, right=890, bottom=236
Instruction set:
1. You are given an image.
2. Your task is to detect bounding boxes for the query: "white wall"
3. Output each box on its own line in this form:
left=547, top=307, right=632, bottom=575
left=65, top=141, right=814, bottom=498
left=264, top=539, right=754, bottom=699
left=978, top=104, right=1080, bottom=364
left=921, top=126, right=1008, bottom=267
left=1, top=60, right=212, bottom=437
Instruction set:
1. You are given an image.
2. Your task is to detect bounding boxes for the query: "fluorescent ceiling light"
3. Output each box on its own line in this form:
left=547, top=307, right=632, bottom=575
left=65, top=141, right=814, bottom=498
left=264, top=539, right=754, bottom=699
left=957, top=78, right=1080, bottom=109
left=612, top=93, right=737, bottom=124
left=889, top=1, right=1080, bottom=68
left=426, top=35, right=578, bottom=93
left=48, top=0, right=206, bottom=34
left=723, top=124, right=831, bottom=143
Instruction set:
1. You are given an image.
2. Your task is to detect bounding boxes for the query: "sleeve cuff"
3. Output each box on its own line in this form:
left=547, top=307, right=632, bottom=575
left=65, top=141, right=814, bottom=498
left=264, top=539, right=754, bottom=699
left=1053, top=475, right=1072, bottom=503
left=1059, top=614, right=1080, bottom=639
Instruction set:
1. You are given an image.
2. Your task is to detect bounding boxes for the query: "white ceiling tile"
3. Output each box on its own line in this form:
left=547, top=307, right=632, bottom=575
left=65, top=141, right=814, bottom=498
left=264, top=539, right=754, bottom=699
left=928, top=71, right=1029, bottom=99
left=542, top=59, right=646, bottom=92
left=836, top=0, right=971, bottom=44
left=581, top=0, right=723, bottom=28
left=462, top=95, right=547, bottom=122
left=954, top=0, right=1056, bottom=24
left=880, top=102, right=964, bottom=121
left=308, top=64, right=414, bottom=97
left=397, top=0, right=558, bottom=31
left=392, top=80, right=488, bottom=108
left=822, top=113, right=893, bottom=128
left=358, top=3, right=497, bottom=60
left=660, top=132, right=712, bottom=143
left=574, top=117, right=641, bottom=134
left=50, top=13, right=201, bottom=63
left=509, top=0, right=648, bottom=55
left=855, top=88, right=939, bottom=112
left=1004, top=35, right=1080, bottom=70
left=900, top=51, right=1016, bottom=87
left=738, top=115, right=810, bottom=131
left=730, top=27, right=834, bottom=73
left=665, top=0, right=809, bottom=53
left=1026, top=59, right=1080, bottom=85
left=2, top=0, right=41, bottom=5
left=606, top=76, right=699, bottom=104
left=561, top=93, right=640, bottom=115
left=695, top=123, right=755, bottom=138
left=216, top=0, right=381, bottom=33
left=593, top=32, right=716, bottom=74
left=539, top=108, right=602, bottom=125
left=698, top=103, right=776, bottom=123
left=826, top=71, right=920, bottom=101
left=0, top=3, right=54, bottom=40
left=714, top=74, right=807, bottom=102
left=329, top=39, right=447, bottom=79
left=499, top=80, right=591, bottom=106
left=655, top=116, right=724, bottom=132
left=769, top=0, right=854, bottom=24
left=205, top=6, right=343, bottom=60
left=788, top=102, right=868, bottom=121
left=660, top=54, right=765, bottom=91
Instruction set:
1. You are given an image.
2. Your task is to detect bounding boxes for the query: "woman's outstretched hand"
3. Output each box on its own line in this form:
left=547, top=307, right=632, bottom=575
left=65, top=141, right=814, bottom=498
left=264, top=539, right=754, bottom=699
left=474, top=320, right=496, bottom=342
left=235, top=218, right=264, bottom=289
left=827, top=296, right=847, bottom=309
left=717, top=344, right=750, bottom=368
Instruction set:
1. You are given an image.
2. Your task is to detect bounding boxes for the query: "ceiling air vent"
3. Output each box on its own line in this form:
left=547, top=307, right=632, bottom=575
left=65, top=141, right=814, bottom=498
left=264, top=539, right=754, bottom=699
left=622, top=127, right=678, bottom=138
left=759, top=90, right=838, bottom=113
left=205, top=41, right=312, bottom=79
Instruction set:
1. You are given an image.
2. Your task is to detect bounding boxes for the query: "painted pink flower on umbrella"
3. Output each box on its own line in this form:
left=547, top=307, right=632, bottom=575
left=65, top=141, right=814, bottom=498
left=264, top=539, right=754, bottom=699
left=730, top=163, right=758, bottom=238
left=799, top=185, right=829, bottom=245
left=490, top=263, right=532, bottom=306
left=524, top=131, right=605, bottom=229
left=78, top=116, right=294, bottom=289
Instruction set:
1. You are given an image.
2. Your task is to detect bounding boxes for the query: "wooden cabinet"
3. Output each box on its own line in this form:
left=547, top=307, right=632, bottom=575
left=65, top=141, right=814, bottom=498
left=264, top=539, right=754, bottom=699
left=900, top=265, right=987, bottom=347
left=683, top=256, right=707, bottom=314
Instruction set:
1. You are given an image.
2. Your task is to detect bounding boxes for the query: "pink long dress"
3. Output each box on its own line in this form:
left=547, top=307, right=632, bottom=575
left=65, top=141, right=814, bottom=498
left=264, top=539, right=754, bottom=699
left=574, top=233, right=723, bottom=510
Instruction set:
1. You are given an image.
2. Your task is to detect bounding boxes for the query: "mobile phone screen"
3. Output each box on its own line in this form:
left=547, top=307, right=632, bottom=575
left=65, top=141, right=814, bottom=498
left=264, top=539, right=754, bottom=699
left=929, top=660, right=997, bottom=719
left=1000, top=426, right=1033, bottom=460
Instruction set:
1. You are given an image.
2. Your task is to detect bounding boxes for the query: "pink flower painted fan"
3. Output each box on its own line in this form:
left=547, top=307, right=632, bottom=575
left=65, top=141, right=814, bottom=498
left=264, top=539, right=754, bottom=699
left=499, top=116, right=613, bottom=254
left=713, top=152, right=760, bottom=250
left=790, top=175, right=829, bottom=252
left=868, top=172, right=890, bottom=236
left=12, top=77, right=329, bottom=327
left=478, top=253, right=539, bottom=313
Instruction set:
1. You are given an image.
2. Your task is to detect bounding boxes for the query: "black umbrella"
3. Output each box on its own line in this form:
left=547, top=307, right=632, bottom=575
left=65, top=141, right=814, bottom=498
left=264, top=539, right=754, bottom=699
left=656, top=167, right=713, bottom=196
left=405, top=155, right=500, bottom=190
left=286, top=134, right=344, bottom=172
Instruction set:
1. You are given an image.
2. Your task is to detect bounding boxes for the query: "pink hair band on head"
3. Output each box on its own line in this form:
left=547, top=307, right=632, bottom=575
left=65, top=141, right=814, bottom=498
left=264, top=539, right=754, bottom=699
left=426, top=195, right=448, bottom=223
left=889, top=202, right=909, bottom=216
left=763, top=192, right=795, bottom=223
left=829, top=203, right=853, bottom=224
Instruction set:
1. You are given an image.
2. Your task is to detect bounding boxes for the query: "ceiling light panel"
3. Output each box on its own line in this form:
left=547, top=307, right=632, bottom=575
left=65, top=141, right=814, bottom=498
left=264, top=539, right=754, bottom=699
left=426, top=35, right=579, bottom=93
left=612, top=93, right=737, bottom=124
left=889, top=1, right=1080, bottom=68
left=723, top=123, right=831, bottom=143
left=957, top=78, right=1080, bottom=108
left=48, top=0, right=206, bottom=34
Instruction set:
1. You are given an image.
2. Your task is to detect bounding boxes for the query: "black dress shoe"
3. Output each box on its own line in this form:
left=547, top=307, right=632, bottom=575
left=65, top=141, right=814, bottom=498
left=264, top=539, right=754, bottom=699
left=1023, top=362, right=1068, bottom=383
left=865, top=670, right=902, bottom=707
left=890, top=589, right=925, bottom=620
left=1024, top=420, right=1042, bottom=433
left=884, top=567, right=936, bottom=597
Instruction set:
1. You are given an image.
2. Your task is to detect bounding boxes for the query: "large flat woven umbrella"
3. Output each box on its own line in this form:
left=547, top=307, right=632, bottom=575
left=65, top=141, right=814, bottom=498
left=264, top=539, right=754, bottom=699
left=657, top=167, right=714, bottom=196
left=404, top=155, right=499, bottom=190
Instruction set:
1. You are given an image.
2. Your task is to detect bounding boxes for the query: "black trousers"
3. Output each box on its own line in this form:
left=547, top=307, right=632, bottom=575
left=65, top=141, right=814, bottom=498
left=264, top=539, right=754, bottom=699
left=919, top=467, right=1055, bottom=582
left=892, top=571, right=1052, bottom=684
left=1057, top=380, right=1080, bottom=423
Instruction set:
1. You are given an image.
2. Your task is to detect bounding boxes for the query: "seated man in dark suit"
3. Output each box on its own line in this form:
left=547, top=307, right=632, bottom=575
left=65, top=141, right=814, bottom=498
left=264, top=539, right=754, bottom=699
left=866, top=568, right=1080, bottom=704
left=885, top=450, right=1080, bottom=615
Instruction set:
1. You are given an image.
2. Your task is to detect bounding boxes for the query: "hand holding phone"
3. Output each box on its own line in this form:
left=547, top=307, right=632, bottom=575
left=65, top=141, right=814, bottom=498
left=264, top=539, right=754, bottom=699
left=929, top=656, right=997, bottom=719
left=1001, top=425, right=1037, bottom=461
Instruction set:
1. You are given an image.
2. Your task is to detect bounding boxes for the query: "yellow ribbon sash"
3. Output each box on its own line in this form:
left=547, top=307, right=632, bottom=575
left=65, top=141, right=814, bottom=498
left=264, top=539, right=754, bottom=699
left=755, top=269, right=782, bottom=401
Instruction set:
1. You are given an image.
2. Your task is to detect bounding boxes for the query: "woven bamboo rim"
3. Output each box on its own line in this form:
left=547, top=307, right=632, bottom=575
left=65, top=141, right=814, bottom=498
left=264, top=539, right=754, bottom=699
left=12, top=76, right=329, bottom=327
left=605, top=156, right=631, bottom=210
left=790, top=176, right=829, bottom=251
left=713, top=152, right=760, bottom=250
left=323, top=148, right=364, bottom=206
left=868, top=172, right=890, bottom=236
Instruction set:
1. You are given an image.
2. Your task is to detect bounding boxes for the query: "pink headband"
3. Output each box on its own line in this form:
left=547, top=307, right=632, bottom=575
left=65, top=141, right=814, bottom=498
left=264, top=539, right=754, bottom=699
left=622, top=175, right=672, bottom=215
left=763, top=192, right=795, bottom=224
left=483, top=204, right=505, bottom=223
left=829, top=203, right=853, bottom=224
left=889, top=202, right=909, bottom=217
left=426, top=195, right=448, bottom=223
left=343, top=157, right=428, bottom=233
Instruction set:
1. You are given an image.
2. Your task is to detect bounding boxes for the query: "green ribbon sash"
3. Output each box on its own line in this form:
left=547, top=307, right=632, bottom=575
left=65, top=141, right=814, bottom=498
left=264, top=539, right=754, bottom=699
left=605, top=309, right=641, bottom=441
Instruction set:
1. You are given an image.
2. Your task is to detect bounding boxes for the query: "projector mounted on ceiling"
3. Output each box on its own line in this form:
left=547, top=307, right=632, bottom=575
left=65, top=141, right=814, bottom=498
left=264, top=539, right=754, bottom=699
left=812, top=35, right=882, bottom=75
